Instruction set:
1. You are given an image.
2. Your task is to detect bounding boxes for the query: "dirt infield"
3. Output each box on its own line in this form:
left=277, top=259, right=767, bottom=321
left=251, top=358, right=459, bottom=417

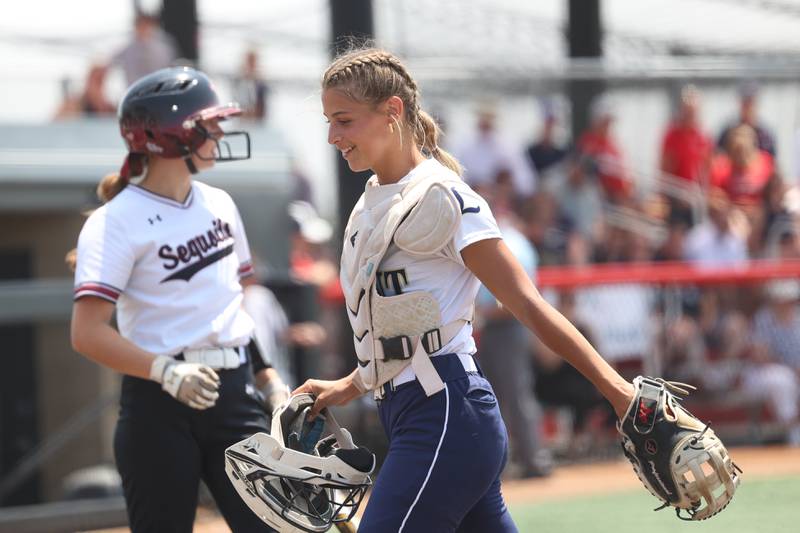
left=501, top=445, right=800, bottom=505
left=92, top=446, right=800, bottom=532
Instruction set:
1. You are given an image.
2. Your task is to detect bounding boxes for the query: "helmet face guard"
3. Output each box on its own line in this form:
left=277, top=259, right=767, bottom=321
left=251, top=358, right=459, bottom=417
left=192, top=128, right=251, bottom=163
left=183, top=106, right=251, bottom=163
left=225, top=394, right=375, bottom=533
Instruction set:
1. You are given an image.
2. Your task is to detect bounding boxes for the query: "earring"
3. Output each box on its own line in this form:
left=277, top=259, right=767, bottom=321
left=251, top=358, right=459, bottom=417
left=389, top=122, right=394, bottom=134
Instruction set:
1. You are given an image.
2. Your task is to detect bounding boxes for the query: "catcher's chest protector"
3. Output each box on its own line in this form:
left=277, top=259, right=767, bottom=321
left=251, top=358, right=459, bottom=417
left=341, top=172, right=467, bottom=398
left=619, top=376, right=742, bottom=521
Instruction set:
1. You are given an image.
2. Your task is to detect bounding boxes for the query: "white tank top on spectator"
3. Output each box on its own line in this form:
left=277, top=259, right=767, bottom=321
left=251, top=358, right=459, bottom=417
left=74, top=181, right=255, bottom=356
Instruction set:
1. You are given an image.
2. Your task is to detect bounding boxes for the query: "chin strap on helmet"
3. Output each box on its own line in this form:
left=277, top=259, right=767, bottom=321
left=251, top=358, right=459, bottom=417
left=183, top=155, right=199, bottom=174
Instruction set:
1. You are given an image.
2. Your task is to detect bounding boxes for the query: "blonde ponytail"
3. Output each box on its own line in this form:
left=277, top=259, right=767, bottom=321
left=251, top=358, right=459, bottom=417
left=96, top=172, right=128, bottom=203
left=65, top=248, right=77, bottom=273
left=66, top=168, right=131, bottom=272
left=415, top=110, right=462, bottom=176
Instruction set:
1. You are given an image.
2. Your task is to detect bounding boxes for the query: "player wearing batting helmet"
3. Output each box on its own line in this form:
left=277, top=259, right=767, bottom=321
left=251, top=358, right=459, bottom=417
left=70, top=66, right=283, bottom=532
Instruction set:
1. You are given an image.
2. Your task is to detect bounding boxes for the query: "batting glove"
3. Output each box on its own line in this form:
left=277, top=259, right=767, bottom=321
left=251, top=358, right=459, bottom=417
left=259, top=379, right=291, bottom=416
left=150, top=355, right=221, bottom=410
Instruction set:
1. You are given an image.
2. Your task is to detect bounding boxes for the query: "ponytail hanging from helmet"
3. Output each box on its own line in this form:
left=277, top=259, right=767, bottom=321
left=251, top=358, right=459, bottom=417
left=119, top=153, right=146, bottom=182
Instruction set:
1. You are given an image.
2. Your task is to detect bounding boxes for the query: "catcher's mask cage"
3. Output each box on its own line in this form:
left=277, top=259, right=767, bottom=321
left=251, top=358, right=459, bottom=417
left=619, top=377, right=743, bottom=521
left=117, top=66, right=251, bottom=179
left=225, top=394, right=375, bottom=533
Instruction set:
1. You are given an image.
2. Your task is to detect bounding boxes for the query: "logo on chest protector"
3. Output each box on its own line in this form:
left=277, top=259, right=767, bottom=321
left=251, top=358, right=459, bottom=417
left=376, top=269, right=408, bottom=296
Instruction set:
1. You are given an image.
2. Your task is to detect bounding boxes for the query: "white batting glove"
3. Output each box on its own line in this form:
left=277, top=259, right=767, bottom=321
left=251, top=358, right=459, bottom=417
left=259, top=379, right=291, bottom=416
left=150, top=355, right=221, bottom=410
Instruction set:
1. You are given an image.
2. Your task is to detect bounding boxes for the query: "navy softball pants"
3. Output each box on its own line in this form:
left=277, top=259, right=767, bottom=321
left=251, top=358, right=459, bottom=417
left=359, top=353, right=518, bottom=533
left=114, top=351, right=275, bottom=533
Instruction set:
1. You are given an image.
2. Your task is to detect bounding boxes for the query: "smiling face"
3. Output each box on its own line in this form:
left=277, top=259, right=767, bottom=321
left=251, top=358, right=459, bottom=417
left=322, top=88, right=396, bottom=174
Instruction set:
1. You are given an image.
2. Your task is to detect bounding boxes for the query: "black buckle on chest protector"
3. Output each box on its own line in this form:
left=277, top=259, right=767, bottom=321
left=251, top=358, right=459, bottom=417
left=380, top=335, right=413, bottom=360
left=421, top=328, right=443, bottom=354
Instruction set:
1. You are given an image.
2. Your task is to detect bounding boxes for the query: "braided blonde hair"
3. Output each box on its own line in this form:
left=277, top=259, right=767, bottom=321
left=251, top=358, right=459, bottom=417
left=323, top=48, right=462, bottom=175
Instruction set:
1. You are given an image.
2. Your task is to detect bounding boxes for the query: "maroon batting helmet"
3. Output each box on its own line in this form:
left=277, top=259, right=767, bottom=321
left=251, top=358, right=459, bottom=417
left=117, top=66, right=250, bottom=179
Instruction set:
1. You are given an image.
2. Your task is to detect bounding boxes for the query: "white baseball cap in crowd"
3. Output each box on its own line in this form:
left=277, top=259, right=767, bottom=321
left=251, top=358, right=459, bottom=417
left=765, top=279, right=800, bottom=302
left=590, top=94, right=615, bottom=123
left=288, top=201, right=333, bottom=244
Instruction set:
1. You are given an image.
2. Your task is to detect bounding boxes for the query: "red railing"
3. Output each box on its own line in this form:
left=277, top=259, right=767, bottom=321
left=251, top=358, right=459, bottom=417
left=536, top=259, right=800, bottom=288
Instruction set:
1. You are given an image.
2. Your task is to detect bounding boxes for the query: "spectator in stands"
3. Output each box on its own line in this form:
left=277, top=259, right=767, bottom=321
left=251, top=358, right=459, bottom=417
left=683, top=187, right=749, bottom=268
left=526, top=97, right=568, bottom=179
left=717, top=81, right=776, bottom=157
left=692, top=293, right=749, bottom=394
left=80, top=64, right=116, bottom=116
left=110, top=11, right=178, bottom=86
left=576, top=94, right=631, bottom=204
left=533, top=294, right=615, bottom=455
left=232, top=48, right=270, bottom=122
left=654, top=214, right=690, bottom=262
left=545, top=152, right=604, bottom=243
left=775, top=224, right=800, bottom=259
left=53, top=63, right=116, bottom=120
left=287, top=161, right=316, bottom=207
left=592, top=225, right=652, bottom=264
left=658, top=312, right=706, bottom=384
left=748, top=278, right=800, bottom=445
left=286, top=201, right=341, bottom=382
left=518, top=191, right=565, bottom=266
left=756, top=173, right=798, bottom=256
left=455, top=104, right=537, bottom=199
left=712, top=124, right=774, bottom=206
left=660, top=283, right=800, bottom=446
left=288, top=201, right=337, bottom=288
left=480, top=168, right=518, bottom=220
left=660, top=84, right=712, bottom=186
left=475, top=211, right=552, bottom=478
left=753, top=279, right=800, bottom=375
left=241, top=260, right=328, bottom=391
left=744, top=340, right=800, bottom=446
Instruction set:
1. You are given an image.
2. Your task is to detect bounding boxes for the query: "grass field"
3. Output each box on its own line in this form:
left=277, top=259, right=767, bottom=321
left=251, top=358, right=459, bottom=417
left=509, top=475, right=798, bottom=533
left=91, top=447, right=798, bottom=532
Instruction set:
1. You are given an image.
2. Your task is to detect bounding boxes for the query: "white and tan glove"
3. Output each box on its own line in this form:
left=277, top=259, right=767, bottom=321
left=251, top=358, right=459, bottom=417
left=259, top=378, right=291, bottom=417
left=618, top=376, right=741, bottom=520
left=150, top=355, right=221, bottom=410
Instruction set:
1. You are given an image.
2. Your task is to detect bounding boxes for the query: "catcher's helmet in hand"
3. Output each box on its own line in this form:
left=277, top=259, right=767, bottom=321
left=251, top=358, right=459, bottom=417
left=225, top=394, right=375, bottom=533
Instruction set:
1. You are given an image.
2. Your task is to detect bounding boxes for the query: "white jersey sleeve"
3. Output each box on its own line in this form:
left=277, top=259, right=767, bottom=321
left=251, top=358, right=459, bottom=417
left=442, top=184, right=502, bottom=264
left=74, top=207, right=134, bottom=302
left=232, top=202, right=254, bottom=278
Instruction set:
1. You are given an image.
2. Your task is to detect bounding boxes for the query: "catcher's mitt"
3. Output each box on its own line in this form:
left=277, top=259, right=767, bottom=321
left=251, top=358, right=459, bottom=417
left=618, top=376, right=742, bottom=521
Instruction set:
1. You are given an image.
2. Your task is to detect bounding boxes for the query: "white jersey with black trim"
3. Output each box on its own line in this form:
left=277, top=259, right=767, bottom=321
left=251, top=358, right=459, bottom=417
left=74, top=181, right=255, bottom=356
left=348, top=158, right=502, bottom=357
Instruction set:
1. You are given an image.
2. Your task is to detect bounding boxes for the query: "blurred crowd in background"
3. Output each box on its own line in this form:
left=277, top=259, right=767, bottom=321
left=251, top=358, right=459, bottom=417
left=44, top=8, right=800, bottom=483
left=450, top=80, right=800, bottom=463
